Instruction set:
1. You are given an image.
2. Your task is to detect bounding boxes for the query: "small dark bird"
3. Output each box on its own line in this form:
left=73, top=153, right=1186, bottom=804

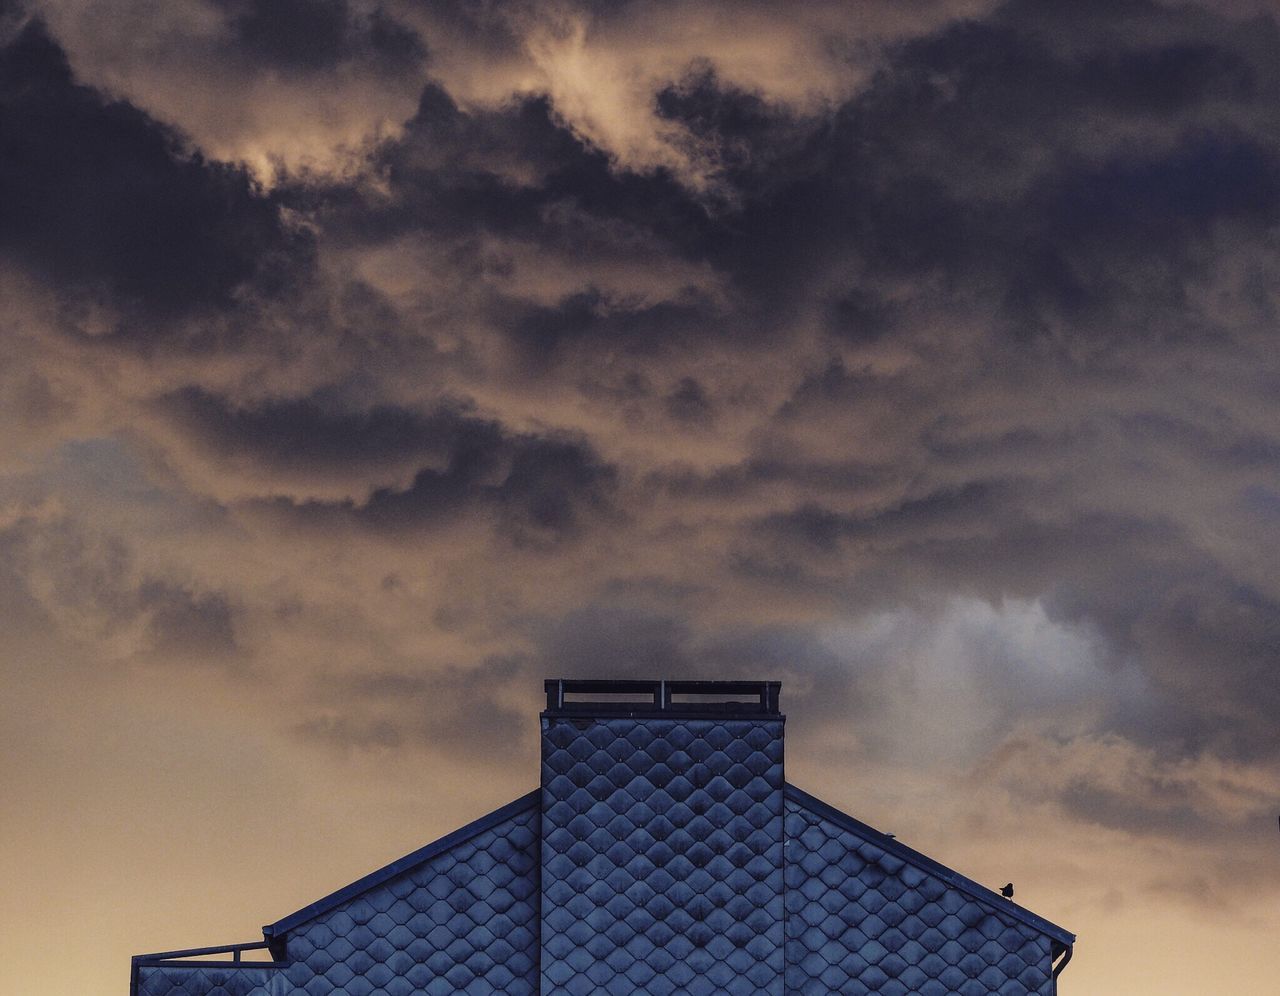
left=1000, top=883, right=1015, bottom=899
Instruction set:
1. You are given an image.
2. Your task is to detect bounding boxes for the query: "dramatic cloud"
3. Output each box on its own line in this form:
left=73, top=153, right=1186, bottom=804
left=220, top=0, right=424, bottom=74
left=4, top=1, right=1280, bottom=992
left=0, top=17, right=308, bottom=321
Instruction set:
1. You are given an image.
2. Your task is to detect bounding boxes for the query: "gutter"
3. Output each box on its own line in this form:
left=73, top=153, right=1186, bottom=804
left=1052, top=941, right=1074, bottom=992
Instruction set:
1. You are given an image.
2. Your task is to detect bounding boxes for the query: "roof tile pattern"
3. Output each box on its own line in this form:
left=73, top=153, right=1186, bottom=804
left=134, top=693, right=1074, bottom=996
left=540, top=717, right=786, bottom=996
left=783, top=796, right=1054, bottom=996
left=280, top=802, right=539, bottom=995
left=135, top=965, right=283, bottom=996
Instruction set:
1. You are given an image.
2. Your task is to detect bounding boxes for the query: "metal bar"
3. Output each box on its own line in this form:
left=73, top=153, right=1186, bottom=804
left=551, top=679, right=663, bottom=694
left=544, top=679, right=782, bottom=714
left=665, top=680, right=770, bottom=695
left=131, top=941, right=270, bottom=962
left=133, top=961, right=285, bottom=969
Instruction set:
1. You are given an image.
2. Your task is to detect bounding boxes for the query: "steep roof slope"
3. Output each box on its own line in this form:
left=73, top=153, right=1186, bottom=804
left=267, top=792, right=540, bottom=995
left=784, top=786, right=1070, bottom=995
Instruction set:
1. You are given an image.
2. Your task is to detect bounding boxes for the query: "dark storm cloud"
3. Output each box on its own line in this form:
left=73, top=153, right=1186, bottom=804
left=520, top=0, right=1280, bottom=766
left=629, top=0, right=1280, bottom=337
left=9, top=0, right=1274, bottom=352
left=0, top=16, right=309, bottom=322
left=649, top=451, right=889, bottom=501
left=1058, top=779, right=1206, bottom=839
left=158, top=387, right=501, bottom=473
left=349, top=431, right=616, bottom=547
left=7, top=0, right=1280, bottom=844
left=377, top=100, right=1254, bottom=873
left=282, top=83, right=579, bottom=240
left=155, top=383, right=618, bottom=546
left=191, top=388, right=621, bottom=547
left=1000, top=131, right=1280, bottom=337
left=1114, top=580, right=1280, bottom=758
left=218, top=0, right=425, bottom=73
left=757, top=479, right=1022, bottom=553
left=654, top=61, right=821, bottom=193
left=257, top=75, right=746, bottom=383
left=138, top=578, right=239, bottom=661
left=503, top=289, right=720, bottom=363
left=663, top=376, right=713, bottom=425
left=260, top=0, right=1280, bottom=373
left=742, top=494, right=1176, bottom=615
left=284, top=80, right=716, bottom=283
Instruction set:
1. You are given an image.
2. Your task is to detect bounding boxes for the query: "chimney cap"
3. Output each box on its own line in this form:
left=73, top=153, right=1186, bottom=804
left=543, top=678, right=781, bottom=718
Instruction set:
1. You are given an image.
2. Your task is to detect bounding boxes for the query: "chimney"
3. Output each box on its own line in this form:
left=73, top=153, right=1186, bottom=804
left=540, top=679, right=785, bottom=995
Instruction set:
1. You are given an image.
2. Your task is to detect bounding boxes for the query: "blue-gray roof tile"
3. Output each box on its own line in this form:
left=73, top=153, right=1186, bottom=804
left=132, top=679, right=1073, bottom=995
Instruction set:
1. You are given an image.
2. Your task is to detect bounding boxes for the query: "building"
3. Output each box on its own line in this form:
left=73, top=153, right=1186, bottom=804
left=131, top=679, right=1074, bottom=994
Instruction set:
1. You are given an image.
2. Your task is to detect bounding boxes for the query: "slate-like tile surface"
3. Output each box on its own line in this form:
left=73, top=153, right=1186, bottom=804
left=540, top=716, right=786, bottom=996
left=135, top=965, right=283, bottom=996
left=280, top=802, right=539, bottom=995
left=135, top=711, right=1072, bottom=996
left=783, top=795, right=1055, bottom=996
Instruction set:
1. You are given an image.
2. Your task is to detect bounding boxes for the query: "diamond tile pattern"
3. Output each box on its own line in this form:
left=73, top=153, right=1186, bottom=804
left=783, top=796, right=1054, bottom=996
left=135, top=965, right=284, bottom=996
left=540, top=717, right=786, bottom=996
left=281, top=801, right=539, bottom=995
left=135, top=710, right=1072, bottom=995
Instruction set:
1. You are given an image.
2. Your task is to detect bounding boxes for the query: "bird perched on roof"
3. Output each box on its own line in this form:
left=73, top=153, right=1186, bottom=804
left=1001, top=883, right=1015, bottom=899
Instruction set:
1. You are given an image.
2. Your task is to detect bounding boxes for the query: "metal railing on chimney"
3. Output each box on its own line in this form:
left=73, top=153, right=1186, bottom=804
left=544, top=678, right=781, bottom=715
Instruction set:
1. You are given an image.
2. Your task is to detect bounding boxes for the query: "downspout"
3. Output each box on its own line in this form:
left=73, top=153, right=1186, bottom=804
left=1051, top=942, right=1074, bottom=993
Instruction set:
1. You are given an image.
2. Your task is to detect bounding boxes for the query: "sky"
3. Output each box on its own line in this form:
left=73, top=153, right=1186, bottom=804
left=1, top=0, right=1278, bottom=991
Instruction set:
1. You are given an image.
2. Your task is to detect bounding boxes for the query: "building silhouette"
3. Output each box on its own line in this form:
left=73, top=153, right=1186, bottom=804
left=132, top=679, right=1074, bottom=994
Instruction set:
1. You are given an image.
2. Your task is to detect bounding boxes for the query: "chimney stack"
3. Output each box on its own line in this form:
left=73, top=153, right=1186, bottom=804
left=540, top=679, right=785, bottom=994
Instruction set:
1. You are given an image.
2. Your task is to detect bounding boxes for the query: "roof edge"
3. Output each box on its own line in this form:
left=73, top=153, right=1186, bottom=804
left=264, top=788, right=540, bottom=938
left=784, top=783, right=1075, bottom=946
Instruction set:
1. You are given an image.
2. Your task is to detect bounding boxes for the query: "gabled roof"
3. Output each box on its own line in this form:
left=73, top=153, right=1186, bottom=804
left=259, top=783, right=1072, bottom=950
left=263, top=788, right=540, bottom=939
left=136, top=680, right=1074, bottom=995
